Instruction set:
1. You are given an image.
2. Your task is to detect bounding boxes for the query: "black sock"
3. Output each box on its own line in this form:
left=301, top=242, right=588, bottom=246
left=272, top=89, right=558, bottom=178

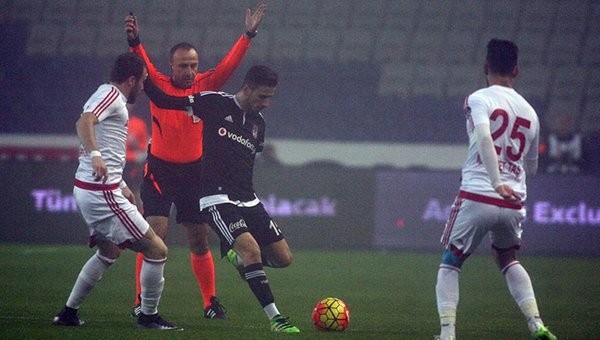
left=244, top=263, right=274, bottom=308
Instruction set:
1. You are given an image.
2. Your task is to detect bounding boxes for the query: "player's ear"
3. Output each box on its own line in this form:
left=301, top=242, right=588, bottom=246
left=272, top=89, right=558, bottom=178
left=242, top=84, right=252, bottom=96
left=128, top=75, right=137, bottom=87
left=512, top=65, right=519, bottom=78
left=483, top=62, right=489, bottom=75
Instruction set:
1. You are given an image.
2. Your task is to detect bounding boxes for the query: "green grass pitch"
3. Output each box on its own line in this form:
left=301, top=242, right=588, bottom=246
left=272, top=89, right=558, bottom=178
left=1, top=244, right=598, bottom=339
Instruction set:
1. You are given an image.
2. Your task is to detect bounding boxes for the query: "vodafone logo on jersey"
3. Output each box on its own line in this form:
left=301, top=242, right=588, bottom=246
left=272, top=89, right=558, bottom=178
left=218, top=127, right=257, bottom=153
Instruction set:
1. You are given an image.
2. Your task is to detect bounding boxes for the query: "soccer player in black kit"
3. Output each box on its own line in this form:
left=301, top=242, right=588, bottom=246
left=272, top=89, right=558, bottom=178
left=143, top=65, right=300, bottom=333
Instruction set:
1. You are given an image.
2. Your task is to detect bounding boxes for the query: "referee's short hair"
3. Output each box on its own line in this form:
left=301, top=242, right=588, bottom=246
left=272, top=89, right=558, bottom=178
left=243, top=65, right=278, bottom=89
left=110, top=52, right=145, bottom=83
left=169, top=42, right=197, bottom=61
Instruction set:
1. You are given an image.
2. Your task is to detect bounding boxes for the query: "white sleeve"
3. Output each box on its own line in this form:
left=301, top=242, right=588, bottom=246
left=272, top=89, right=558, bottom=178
left=474, top=123, right=502, bottom=188
left=468, top=92, right=502, bottom=188
left=524, top=126, right=539, bottom=176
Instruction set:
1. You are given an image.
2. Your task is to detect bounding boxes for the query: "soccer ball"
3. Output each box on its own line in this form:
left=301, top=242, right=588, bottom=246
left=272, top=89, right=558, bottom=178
left=312, top=297, right=350, bottom=331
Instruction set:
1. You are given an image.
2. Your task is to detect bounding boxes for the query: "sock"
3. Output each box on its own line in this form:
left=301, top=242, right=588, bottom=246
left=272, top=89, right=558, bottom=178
left=66, top=251, right=115, bottom=309
left=190, top=251, right=216, bottom=309
left=263, top=302, right=281, bottom=320
left=503, top=262, right=543, bottom=333
left=134, top=252, right=144, bottom=305
left=436, top=266, right=460, bottom=339
left=140, top=257, right=166, bottom=316
left=244, top=263, right=275, bottom=310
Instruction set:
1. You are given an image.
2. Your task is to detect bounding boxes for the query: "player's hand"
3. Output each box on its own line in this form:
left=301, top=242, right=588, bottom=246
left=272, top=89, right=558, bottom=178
left=122, top=186, right=136, bottom=205
left=246, top=3, right=267, bottom=34
left=124, top=12, right=139, bottom=40
left=495, top=184, right=522, bottom=203
left=91, top=157, right=108, bottom=183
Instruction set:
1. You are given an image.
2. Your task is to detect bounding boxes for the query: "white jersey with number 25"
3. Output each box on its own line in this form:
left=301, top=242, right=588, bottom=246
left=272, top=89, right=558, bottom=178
left=460, top=85, right=540, bottom=202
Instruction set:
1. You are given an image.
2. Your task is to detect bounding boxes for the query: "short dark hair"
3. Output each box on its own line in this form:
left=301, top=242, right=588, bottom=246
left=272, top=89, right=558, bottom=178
left=243, top=65, right=278, bottom=89
left=170, top=42, right=197, bottom=61
left=110, top=52, right=145, bottom=83
left=486, top=39, right=519, bottom=76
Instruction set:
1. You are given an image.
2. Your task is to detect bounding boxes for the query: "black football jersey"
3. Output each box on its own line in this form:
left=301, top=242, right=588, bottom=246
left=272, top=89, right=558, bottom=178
left=144, top=78, right=265, bottom=202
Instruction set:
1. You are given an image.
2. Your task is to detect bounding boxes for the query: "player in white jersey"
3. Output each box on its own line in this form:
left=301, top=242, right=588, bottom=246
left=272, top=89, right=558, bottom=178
left=434, top=39, right=556, bottom=340
left=52, top=53, right=179, bottom=330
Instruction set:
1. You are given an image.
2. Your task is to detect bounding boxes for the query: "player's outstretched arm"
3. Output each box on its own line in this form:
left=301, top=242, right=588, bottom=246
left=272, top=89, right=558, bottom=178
left=143, top=78, right=193, bottom=110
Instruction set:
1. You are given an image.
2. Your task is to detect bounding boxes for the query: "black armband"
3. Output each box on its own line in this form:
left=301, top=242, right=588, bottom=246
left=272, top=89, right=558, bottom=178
left=245, top=30, right=257, bottom=39
left=128, top=35, right=141, bottom=47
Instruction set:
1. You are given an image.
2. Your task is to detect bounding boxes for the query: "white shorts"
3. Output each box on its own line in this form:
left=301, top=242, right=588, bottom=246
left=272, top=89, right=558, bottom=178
left=73, top=182, right=149, bottom=248
left=441, top=191, right=525, bottom=256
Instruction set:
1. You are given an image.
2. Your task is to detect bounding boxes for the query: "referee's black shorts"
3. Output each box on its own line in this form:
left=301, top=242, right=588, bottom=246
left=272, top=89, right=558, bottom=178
left=140, top=152, right=203, bottom=224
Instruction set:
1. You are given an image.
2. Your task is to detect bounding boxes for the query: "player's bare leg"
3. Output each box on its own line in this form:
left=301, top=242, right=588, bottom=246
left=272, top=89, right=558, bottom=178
left=228, top=238, right=293, bottom=269
left=261, top=239, right=293, bottom=268
left=232, top=232, right=299, bottom=333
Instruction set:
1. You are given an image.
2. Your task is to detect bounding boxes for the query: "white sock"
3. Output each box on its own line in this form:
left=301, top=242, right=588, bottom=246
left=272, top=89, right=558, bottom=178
left=66, top=252, right=114, bottom=309
left=436, top=266, right=460, bottom=339
left=503, top=262, right=543, bottom=333
left=140, top=257, right=166, bottom=316
left=263, top=302, right=280, bottom=320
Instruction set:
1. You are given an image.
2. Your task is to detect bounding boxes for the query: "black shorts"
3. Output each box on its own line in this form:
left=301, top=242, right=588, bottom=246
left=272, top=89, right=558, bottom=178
left=140, top=152, right=203, bottom=224
left=201, top=202, right=285, bottom=257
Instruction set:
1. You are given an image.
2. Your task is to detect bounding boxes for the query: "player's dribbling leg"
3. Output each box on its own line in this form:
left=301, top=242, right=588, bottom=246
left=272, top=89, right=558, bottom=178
left=52, top=250, right=117, bottom=326
left=234, top=233, right=299, bottom=333
left=435, top=248, right=465, bottom=340
left=495, top=248, right=556, bottom=339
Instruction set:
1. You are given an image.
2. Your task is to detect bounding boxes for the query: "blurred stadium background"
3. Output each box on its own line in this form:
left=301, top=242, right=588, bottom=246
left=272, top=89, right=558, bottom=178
left=1, top=0, right=599, bottom=158
left=1, top=3, right=599, bottom=338
left=0, top=0, right=599, bottom=255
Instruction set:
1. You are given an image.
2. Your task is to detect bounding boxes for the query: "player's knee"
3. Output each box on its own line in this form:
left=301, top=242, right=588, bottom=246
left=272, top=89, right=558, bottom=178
left=282, top=252, right=293, bottom=267
left=271, top=251, right=293, bottom=268
left=142, top=235, right=168, bottom=260
left=492, top=245, right=518, bottom=270
left=441, top=249, right=465, bottom=268
left=150, top=243, right=168, bottom=259
left=96, top=246, right=120, bottom=264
